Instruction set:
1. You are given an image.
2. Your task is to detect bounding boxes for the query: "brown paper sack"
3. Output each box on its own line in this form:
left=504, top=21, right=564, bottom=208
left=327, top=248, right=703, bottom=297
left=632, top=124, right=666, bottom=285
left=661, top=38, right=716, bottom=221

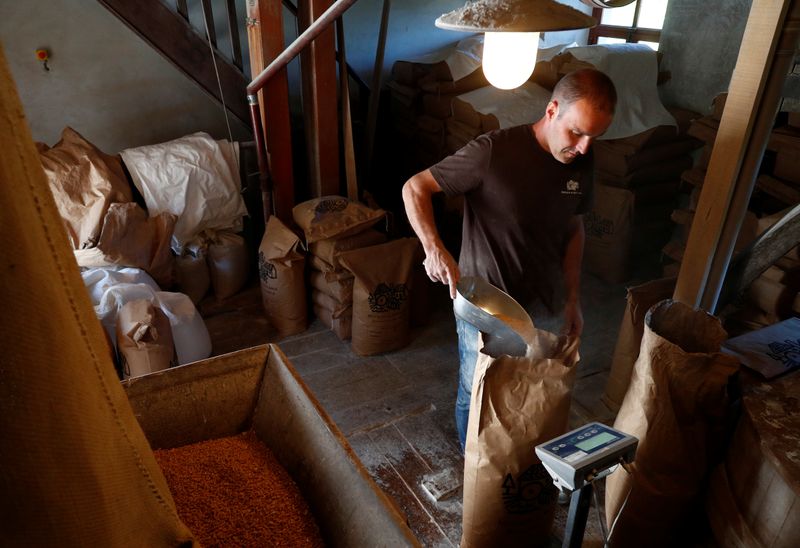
left=292, top=195, right=385, bottom=244
left=583, top=184, right=634, bottom=284
left=338, top=238, right=419, bottom=356
left=309, top=270, right=354, bottom=303
left=116, top=300, right=177, bottom=379
left=175, top=242, right=210, bottom=304
left=258, top=216, right=307, bottom=336
left=313, top=303, right=352, bottom=341
left=37, top=127, right=133, bottom=250
left=308, top=228, right=387, bottom=269
left=462, top=330, right=580, bottom=548
left=208, top=231, right=248, bottom=299
left=74, top=202, right=177, bottom=288
left=602, top=277, right=676, bottom=412
left=311, top=288, right=351, bottom=319
left=605, top=300, right=739, bottom=547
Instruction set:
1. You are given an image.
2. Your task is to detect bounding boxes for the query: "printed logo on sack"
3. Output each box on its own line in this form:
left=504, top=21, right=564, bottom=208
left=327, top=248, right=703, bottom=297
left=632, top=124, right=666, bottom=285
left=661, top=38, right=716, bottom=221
left=766, top=339, right=800, bottom=370
left=314, top=198, right=348, bottom=219
left=561, top=179, right=581, bottom=196
left=583, top=211, right=614, bottom=238
left=501, top=463, right=557, bottom=514
left=257, top=251, right=277, bottom=281
left=368, top=283, right=408, bottom=312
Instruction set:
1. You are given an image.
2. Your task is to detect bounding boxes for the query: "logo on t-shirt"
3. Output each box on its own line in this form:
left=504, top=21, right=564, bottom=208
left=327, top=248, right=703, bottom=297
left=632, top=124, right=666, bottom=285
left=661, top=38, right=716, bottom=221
left=562, top=179, right=581, bottom=196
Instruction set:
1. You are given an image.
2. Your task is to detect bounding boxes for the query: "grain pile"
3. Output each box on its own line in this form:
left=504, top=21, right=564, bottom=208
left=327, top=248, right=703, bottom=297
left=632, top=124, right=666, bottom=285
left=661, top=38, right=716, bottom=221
left=154, top=431, right=324, bottom=547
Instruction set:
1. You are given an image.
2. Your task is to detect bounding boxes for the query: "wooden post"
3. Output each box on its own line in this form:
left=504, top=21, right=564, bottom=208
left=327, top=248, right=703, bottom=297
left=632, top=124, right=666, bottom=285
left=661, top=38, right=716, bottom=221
left=364, top=0, right=391, bottom=178
left=246, top=0, right=295, bottom=222
left=336, top=17, right=359, bottom=201
left=673, top=0, right=796, bottom=309
left=299, top=0, right=340, bottom=197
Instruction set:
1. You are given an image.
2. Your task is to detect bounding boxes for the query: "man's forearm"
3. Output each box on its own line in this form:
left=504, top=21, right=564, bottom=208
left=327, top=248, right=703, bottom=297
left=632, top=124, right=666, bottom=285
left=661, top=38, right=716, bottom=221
left=402, top=170, right=445, bottom=255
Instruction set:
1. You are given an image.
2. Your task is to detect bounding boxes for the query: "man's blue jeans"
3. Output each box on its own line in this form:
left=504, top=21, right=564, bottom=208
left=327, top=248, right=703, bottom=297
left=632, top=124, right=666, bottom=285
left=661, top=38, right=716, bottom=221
left=455, top=315, right=480, bottom=454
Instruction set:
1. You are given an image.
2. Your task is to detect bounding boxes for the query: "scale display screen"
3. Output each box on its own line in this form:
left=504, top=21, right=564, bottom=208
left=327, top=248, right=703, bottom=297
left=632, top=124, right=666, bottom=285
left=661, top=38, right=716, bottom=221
left=542, top=423, right=623, bottom=461
left=575, top=431, right=617, bottom=452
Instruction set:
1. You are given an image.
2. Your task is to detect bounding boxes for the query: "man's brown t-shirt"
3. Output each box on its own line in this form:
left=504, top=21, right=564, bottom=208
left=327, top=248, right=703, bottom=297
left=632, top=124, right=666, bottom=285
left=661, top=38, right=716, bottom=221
left=430, top=125, right=593, bottom=309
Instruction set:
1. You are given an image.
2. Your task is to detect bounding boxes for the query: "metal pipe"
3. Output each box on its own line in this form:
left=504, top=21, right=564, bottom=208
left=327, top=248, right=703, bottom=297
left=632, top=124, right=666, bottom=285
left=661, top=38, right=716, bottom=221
left=247, top=0, right=359, bottom=95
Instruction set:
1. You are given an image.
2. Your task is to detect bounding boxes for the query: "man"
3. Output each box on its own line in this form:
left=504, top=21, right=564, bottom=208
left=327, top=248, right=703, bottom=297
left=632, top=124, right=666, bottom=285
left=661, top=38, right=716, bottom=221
left=402, top=68, right=616, bottom=452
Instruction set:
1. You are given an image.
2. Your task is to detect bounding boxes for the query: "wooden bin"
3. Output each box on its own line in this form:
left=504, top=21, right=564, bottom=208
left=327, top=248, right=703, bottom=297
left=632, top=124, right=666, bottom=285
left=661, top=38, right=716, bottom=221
left=123, top=344, right=419, bottom=547
left=706, top=372, right=799, bottom=547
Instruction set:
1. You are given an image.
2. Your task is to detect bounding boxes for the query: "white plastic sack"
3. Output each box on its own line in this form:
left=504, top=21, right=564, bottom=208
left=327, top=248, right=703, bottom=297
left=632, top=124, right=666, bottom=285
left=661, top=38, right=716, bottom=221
left=92, top=281, right=211, bottom=365
left=81, top=267, right=160, bottom=306
left=120, top=133, right=247, bottom=253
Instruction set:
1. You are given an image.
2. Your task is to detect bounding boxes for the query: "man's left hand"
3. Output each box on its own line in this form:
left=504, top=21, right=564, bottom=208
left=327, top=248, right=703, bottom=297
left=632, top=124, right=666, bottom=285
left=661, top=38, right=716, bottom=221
left=562, top=301, right=584, bottom=338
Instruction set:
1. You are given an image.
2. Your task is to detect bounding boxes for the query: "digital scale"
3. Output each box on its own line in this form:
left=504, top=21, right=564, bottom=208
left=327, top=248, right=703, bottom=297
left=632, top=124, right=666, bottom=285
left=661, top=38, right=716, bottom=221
left=536, top=422, right=638, bottom=548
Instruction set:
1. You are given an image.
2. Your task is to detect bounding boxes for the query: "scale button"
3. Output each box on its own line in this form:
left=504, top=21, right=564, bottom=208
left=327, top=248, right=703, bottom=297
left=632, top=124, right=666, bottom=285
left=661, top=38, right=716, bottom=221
left=559, top=444, right=566, bottom=448
left=552, top=446, right=559, bottom=451
left=591, top=429, right=598, bottom=434
left=577, top=435, right=584, bottom=439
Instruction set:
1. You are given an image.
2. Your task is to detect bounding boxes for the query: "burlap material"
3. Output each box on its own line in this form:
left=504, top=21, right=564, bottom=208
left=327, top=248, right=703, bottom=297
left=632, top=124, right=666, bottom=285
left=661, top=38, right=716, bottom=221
left=462, top=331, right=580, bottom=547
left=37, top=126, right=133, bottom=250
left=208, top=231, right=249, bottom=300
left=292, top=196, right=385, bottom=244
left=308, top=228, right=387, bottom=270
left=73, top=202, right=177, bottom=288
left=0, top=45, right=193, bottom=546
left=116, top=300, right=177, bottom=379
left=258, top=216, right=307, bottom=337
left=605, top=300, right=739, bottom=547
left=339, top=238, right=420, bottom=356
left=602, top=277, right=677, bottom=412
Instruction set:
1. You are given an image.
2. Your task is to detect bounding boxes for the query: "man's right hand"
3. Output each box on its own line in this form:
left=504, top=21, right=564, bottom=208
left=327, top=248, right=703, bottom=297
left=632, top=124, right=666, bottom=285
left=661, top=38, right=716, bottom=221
left=423, top=246, right=460, bottom=300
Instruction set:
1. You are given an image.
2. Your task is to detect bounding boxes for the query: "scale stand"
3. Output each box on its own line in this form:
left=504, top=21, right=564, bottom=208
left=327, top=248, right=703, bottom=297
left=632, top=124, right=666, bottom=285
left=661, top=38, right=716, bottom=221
left=535, top=422, right=638, bottom=548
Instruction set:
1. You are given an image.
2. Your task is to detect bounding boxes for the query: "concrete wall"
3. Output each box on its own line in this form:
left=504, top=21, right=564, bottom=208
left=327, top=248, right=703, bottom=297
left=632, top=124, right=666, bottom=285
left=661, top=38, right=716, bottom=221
left=0, top=0, right=252, bottom=154
left=658, top=0, right=753, bottom=115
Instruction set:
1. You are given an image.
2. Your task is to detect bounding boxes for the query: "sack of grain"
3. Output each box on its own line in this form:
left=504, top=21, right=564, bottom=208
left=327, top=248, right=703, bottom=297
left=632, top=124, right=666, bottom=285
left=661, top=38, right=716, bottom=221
left=308, top=229, right=387, bottom=269
left=175, top=240, right=210, bottom=304
left=292, top=196, right=385, bottom=244
left=258, top=217, right=307, bottom=336
left=309, top=270, right=354, bottom=303
left=208, top=231, right=248, bottom=299
left=338, top=238, right=419, bottom=355
left=462, top=330, right=579, bottom=547
left=116, top=299, right=177, bottom=379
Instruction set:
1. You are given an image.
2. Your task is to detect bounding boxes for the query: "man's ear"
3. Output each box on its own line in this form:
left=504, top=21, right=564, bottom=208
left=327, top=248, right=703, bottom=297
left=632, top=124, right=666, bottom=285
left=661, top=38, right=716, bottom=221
left=546, top=100, right=558, bottom=120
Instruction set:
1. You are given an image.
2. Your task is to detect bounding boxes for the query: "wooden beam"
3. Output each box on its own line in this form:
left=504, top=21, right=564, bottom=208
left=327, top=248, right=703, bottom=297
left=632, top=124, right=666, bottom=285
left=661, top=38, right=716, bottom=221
left=674, top=0, right=795, bottom=309
left=336, top=16, right=358, bottom=201
left=98, top=0, right=250, bottom=124
left=365, top=0, right=391, bottom=178
left=299, top=0, right=340, bottom=197
left=246, top=0, right=295, bottom=222
left=199, top=0, right=217, bottom=47
left=225, top=0, right=243, bottom=70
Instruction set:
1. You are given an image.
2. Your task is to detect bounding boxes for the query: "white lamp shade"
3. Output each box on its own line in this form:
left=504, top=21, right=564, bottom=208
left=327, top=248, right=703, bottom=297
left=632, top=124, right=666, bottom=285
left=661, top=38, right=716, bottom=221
left=482, top=32, right=539, bottom=90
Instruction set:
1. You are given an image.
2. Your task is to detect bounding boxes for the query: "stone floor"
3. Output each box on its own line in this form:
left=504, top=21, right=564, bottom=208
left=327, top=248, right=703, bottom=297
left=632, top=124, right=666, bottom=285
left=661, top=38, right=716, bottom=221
left=200, top=263, right=651, bottom=546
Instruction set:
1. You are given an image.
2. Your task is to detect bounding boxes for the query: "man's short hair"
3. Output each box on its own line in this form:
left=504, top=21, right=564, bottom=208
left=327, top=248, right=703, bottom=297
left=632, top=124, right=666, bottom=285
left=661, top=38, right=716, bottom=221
left=552, top=68, right=617, bottom=116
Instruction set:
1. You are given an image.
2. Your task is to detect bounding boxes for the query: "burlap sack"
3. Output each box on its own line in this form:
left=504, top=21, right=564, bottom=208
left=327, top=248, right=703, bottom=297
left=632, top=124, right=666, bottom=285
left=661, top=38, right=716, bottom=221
left=116, top=300, right=177, bottom=379
left=208, top=230, right=248, bottom=299
left=462, top=330, right=580, bottom=547
left=602, top=277, right=677, bottom=412
left=37, top=126, right=133, bottom=250
left=1, top=44, right=193, bottom=545
left=73, top=202, right=177, bottom=289
left=338, top=238, right=420, bottom=356
left=308, top=228, right=387, bottom=269
left=584, top=183, right=634, bottom=284
left=292, top=196, right=385, bottom=244
left=175, top=241, right=211, bottom=304
left=309, top=270, right=354, bottom=303
left=258, top=216, right=307, bottom=336
left=605, top=300, right=739, bottom=547
left=313, top=304, right=352, bottom=341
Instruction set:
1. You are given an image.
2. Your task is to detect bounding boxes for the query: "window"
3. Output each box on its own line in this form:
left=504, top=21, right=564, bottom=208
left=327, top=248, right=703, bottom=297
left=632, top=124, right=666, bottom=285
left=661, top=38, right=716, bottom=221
left=588, top=0, right=669, bottom=51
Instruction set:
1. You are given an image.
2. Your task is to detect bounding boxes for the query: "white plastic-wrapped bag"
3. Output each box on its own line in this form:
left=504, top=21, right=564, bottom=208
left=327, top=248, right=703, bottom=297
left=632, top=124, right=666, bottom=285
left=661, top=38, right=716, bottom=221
left=81, top=267, right=160, bottom=305
left=120, top=133, right=247, bottom=252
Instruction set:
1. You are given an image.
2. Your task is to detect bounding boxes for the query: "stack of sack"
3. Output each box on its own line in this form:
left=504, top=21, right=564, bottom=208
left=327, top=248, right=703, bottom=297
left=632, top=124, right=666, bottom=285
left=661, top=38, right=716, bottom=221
left=290, top=196, right=387, bottom=343
left=38, top=128, right=249, bottom=378
left=388, top=35, right=489, bottom=171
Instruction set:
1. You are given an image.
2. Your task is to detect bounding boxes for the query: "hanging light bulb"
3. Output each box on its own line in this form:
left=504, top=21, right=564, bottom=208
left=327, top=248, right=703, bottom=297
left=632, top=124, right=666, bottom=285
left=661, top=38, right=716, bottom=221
left=435, top=0, right=596, bottom=91
left=482, top=31, right=540, bottom=90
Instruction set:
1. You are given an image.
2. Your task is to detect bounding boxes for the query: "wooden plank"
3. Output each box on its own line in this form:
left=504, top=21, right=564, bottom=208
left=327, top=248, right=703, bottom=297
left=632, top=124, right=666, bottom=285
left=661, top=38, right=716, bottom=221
left=674, top=0, right=794, bottom=308
left=225, top=0, right=243, bottom=69
left=757, top=173, right=800, bottom=204
left=176, top=0, right=188, bottom=20
left=365, top=0, right=392, bottom=177
left=199, top=0, right=217, bottom=46
left=246, top=0, right=295, bottom=222
left=299, top=0, right=340, bottom=197
left=336, top=16, right=359, bottom=201
left=98, top=0, right=249, bottom=123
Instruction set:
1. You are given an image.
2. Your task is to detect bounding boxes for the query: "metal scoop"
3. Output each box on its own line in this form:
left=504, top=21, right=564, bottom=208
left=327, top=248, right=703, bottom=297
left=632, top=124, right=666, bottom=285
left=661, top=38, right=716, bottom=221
left=454, top=276, right=534, bottom=357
